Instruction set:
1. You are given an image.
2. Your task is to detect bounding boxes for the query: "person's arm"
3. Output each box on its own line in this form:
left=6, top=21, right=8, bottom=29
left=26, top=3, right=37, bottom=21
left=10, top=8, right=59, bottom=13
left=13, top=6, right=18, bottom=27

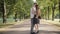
left=32, top=8, right=34, bottom=14
left=36, top=9, right=41, bottom=18
left=38, top=9, right=41, bottom=16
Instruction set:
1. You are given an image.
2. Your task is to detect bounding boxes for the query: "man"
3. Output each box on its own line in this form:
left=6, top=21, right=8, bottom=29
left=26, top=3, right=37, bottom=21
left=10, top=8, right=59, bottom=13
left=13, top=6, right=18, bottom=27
left=30, top=3, right=37, bottom=34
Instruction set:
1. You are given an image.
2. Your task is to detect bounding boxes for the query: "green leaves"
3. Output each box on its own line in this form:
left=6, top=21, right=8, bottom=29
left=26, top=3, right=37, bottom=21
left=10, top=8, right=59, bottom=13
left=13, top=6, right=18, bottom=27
left=37, top=0, right=59, bottom=19
left=4, top=0, right=33, bottom=18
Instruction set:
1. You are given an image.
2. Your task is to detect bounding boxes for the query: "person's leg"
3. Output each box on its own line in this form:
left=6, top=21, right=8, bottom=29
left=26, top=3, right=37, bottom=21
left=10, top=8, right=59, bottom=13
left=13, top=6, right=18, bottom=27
left=30, top=19, right=35, bottom=33
left=36, top=19, right=40, bottom=32
left=35, top=24, right=38, bottom=32
left=31, top=23, right=35, bottom=32
left=37, top=24, right=39, bottom=32
left=35, top=24, right=39, bottom=33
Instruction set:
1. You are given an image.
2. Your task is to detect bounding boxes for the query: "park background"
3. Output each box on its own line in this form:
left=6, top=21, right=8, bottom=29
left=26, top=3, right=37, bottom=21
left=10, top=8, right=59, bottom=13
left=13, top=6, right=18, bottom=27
left=0, top=0, right=60, bottom=28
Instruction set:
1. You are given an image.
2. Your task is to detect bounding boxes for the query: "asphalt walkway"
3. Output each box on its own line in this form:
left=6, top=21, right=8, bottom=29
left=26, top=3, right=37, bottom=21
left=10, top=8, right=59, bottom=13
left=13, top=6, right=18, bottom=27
left=0, top=19, right=60, bottom=34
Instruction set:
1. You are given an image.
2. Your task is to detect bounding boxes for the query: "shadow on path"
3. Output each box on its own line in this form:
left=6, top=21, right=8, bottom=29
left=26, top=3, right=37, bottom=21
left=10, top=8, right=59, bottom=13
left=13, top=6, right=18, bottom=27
left=0, top=30, right=60, bottom=34
left=9, top=20, right=30, bottom=28
left=0, top=20, right=60, bottom=34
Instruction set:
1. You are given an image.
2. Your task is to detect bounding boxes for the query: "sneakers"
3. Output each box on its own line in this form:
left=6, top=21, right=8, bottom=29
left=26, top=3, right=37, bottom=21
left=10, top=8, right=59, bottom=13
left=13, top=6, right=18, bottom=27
left=31, top=32, right=36, bottom=34
left=36, top=30, right=39, bottom=33
left=30, top=31, right=39, bottom=34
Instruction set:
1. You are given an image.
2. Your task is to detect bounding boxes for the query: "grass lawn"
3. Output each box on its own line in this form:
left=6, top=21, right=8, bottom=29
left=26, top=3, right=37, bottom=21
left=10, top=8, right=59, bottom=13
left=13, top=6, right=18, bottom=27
left=0, top=18, right=16, bottom=28
left=53, top=22, right=60, bottom=27
left=0, top=23, right=14, bottom=28
left=0, top=18, right=26, bottom=28
left=46, top=19, right=60, bottom=27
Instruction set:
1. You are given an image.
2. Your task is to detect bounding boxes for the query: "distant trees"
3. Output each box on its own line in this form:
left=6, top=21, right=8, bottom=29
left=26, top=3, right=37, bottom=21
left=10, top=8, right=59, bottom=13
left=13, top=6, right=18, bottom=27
left=59, top=0, right=60, bottom=22
left=0, top=0, right=33, bottom=23
left=37, top=0, right=59, bottom=21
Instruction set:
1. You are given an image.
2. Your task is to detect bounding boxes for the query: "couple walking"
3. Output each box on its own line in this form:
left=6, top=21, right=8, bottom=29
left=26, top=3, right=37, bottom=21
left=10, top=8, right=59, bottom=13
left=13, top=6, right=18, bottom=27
left=30, top=3, right=41, bottom=34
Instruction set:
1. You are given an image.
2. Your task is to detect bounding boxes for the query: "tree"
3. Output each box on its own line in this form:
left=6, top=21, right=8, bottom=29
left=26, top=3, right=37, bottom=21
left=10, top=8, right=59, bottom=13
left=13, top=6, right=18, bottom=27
left=37, top=0, right=59, bottom=21
left=0, top=0, right=7, bottom=23
left=59, top=0, right=60, bottom=22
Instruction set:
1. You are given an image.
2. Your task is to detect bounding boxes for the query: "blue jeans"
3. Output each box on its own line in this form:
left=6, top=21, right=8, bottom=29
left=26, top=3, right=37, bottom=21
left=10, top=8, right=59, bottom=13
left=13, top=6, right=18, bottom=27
left=30, top=18, right=35, bottom=33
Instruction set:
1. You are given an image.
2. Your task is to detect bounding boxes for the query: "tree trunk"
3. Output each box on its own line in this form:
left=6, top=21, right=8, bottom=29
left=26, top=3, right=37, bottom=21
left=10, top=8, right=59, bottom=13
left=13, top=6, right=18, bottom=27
left=59, top=0, right=60, bottom=22
left=52, top=7, right=54, bottom=21
left=52, top=3, right=55, bottom=21
left=45, top=7, right=47, bottom=20
left=2, top=0, right=6, bottom=23
left=48, top=6, right=49, bottom=20
left=15, top=12, right=17, bottom=22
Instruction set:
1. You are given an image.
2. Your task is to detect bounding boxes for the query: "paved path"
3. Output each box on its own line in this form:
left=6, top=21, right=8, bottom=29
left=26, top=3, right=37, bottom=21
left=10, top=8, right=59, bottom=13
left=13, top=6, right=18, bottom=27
left=0, top=19, right=60, bottom=34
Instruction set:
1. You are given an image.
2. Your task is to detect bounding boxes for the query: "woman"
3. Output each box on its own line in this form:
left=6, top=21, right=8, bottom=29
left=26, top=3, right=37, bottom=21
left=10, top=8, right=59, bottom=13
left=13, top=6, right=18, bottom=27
left=33, top=4, right=41, bottom=33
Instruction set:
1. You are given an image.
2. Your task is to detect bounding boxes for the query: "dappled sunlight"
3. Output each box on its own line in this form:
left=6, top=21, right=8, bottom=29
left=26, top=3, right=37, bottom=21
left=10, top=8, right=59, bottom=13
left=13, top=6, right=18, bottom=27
left=0, top=30, right=60, bottom=34
left=0, top=0, right=60, bottom=34
left=0, top=19, right=60, bottom=34
left=33, top=0, right=36, bottom=3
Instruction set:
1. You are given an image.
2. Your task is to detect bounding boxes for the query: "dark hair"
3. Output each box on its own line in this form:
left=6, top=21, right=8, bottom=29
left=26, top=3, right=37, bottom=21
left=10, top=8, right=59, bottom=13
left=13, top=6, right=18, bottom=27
left=34, top=3, right=37, bottom=5
left=35, top=5, right=39, bottom=10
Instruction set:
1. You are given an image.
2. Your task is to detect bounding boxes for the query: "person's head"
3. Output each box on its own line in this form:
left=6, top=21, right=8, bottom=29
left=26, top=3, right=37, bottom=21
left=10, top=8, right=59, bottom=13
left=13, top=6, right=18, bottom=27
left=34, top=3, right=37, bottom=6
left=35, top=4, right=39, bottom=10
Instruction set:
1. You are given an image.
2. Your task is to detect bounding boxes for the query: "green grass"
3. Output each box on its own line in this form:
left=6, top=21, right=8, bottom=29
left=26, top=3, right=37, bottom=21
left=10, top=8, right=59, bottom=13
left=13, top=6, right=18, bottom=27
left=53, top=22, right=60, bottom=27
left=48, top=20, right=60, bottom=27
left=0, top=18, right=15, bottom=28
left=0, top=24, right=13, bottom=28
left=0, top=22, right=16, bottom=28
left=55, top=24, right=60, bottom=27
left=0, top=18, right=26, bottom=28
